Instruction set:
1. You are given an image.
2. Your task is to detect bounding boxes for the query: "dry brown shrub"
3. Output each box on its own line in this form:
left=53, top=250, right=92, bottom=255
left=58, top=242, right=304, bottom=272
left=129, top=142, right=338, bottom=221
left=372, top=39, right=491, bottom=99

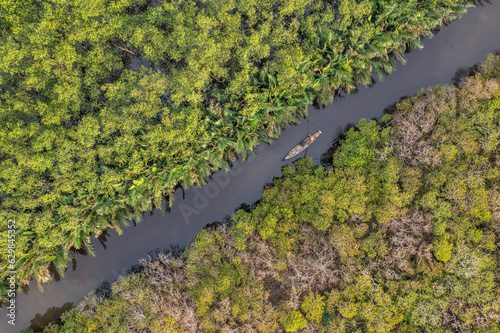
left=140, top=252, right=200, bottom=332
left=285, top=224, right=343, bottom=295
left=391, top=86, right=457, bottom=166
left=443, top=299, right=468, bottom=333
left=239, top=225, right=342, bottom=311
left=485, top=79, right=500, bottom=97
left=381, top=211, right=433, bottom=276
left=460, top=75, right=496, bottom=100
left=239, top=233, right=283, bottom=281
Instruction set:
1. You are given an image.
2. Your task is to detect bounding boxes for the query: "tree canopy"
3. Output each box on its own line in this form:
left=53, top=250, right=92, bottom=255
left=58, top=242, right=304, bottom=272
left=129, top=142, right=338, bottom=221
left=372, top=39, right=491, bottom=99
left=1, top=0, right=468, bottom=292
left=29, top=53, right=500, bottom=333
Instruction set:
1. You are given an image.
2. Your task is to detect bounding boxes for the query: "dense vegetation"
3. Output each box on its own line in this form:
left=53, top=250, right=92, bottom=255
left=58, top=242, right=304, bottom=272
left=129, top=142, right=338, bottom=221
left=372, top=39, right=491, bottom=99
left=0, top=0, right=469, bottom=292
left=29, top=54, right=500, bottom=333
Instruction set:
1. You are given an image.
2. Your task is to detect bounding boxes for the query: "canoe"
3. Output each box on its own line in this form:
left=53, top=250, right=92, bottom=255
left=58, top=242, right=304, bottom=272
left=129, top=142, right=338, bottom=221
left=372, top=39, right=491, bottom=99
left=284, top=131, right=322, bottom=160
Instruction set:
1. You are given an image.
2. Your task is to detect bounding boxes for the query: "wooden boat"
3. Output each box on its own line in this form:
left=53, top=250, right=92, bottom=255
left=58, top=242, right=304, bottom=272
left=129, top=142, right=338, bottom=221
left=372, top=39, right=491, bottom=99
left=284, top=131, right=322, bottom=160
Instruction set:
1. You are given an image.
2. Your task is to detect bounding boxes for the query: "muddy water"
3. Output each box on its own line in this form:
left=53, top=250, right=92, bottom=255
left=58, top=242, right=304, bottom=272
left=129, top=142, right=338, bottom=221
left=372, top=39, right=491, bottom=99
left=3, top=2, right=500, bottom=331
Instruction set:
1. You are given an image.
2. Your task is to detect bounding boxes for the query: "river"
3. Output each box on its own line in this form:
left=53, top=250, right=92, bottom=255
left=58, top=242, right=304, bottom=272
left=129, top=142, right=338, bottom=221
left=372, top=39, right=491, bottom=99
left=2, top=1, right=500, bottom=331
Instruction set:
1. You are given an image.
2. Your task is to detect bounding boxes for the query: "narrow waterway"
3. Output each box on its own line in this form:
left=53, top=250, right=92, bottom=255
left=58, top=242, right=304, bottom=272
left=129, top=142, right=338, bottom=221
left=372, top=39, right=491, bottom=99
left=3, top=2, right=500, bottom=331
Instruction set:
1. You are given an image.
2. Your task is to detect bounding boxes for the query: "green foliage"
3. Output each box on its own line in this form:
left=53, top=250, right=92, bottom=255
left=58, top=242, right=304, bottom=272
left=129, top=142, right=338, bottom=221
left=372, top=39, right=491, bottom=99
left=432, top=238, right=454, bottom=263
left=300, top=292, right=325, bottom=323
left=0, top=0, right=469, bottom=291
left=49, top=55, right=500, bottom=332
left=333, top=119, right=389, bottom=169
left=283, top=310, right=308, bottom=332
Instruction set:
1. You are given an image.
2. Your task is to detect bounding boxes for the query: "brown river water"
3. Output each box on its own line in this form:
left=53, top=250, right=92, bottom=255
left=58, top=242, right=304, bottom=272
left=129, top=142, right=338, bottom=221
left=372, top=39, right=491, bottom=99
left=2, top=1, right=500, bottom=331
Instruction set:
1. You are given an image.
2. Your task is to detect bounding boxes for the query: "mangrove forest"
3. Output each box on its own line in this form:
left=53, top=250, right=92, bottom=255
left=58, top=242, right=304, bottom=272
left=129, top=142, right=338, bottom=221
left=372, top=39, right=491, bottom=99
left=25, top=53, right=500, bottom=332
left=0, top=0, right=470, bottom=295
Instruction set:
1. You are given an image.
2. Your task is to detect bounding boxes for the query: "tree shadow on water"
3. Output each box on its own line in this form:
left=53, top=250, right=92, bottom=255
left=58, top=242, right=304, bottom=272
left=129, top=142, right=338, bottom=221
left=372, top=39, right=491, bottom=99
left=470, top=0, right=493, bottom=6
left=320, top=122, right=355, bottom=165
left=452, top=50, right=500, bottom=86
left=29, top=302, right=74, bottom=332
